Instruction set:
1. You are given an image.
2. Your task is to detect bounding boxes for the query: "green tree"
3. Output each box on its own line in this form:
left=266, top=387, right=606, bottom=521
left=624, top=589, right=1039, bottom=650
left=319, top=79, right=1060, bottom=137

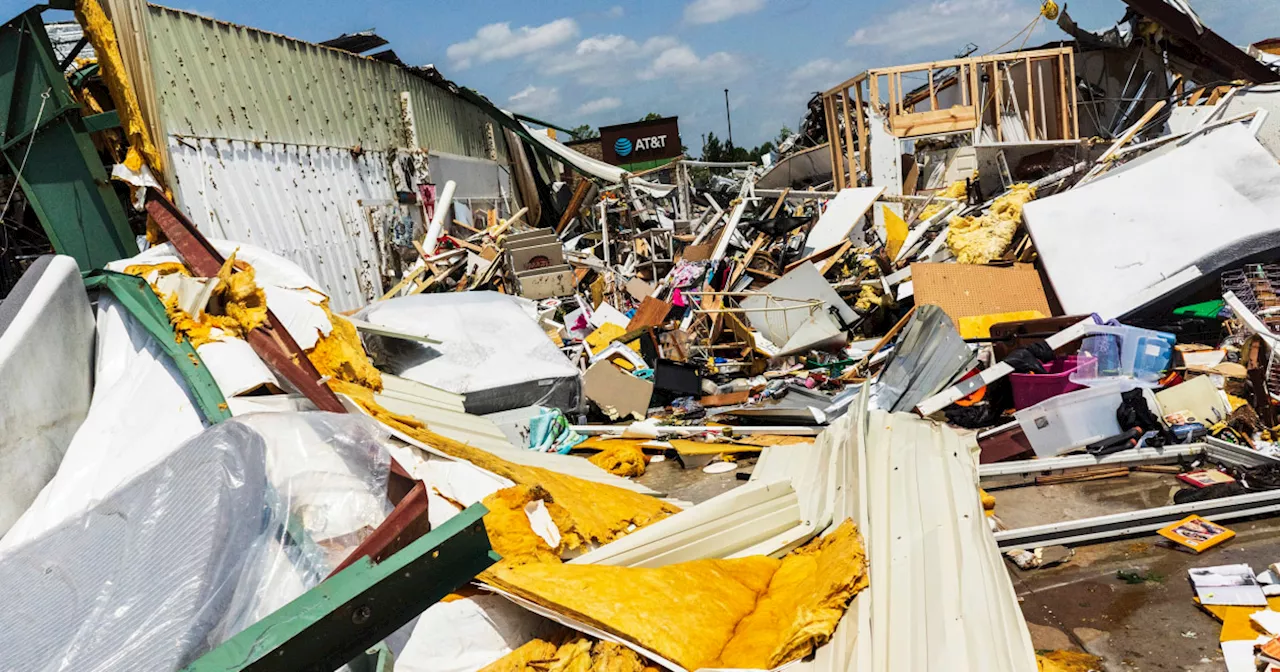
left=638, top=112, right=664, bottom=122
left=569, top=124, right=598, bottom=139
left=776, top=125, right=793, bottom=145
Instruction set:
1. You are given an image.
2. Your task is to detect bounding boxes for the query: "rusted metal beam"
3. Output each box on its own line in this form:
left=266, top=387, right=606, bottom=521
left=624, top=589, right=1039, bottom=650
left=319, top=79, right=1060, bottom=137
left=145, top=189, right=346, bottom=414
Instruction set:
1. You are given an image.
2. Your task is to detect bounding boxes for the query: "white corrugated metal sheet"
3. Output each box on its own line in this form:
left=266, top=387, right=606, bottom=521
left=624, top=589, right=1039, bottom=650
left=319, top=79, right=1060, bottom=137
left=167, top=137, right=392, bottom=310
left=863, top=409, right=1037, bottom=672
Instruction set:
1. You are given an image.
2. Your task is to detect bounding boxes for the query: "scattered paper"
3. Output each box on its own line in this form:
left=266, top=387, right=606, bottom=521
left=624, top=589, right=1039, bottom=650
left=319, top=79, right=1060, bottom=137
left=1190, top=564, right=1268, bottom=606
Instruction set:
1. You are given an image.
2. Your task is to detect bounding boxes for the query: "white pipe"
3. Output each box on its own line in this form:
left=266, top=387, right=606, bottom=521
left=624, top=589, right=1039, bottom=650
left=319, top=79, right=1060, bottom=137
left=422, top=180, right=457, bottom=254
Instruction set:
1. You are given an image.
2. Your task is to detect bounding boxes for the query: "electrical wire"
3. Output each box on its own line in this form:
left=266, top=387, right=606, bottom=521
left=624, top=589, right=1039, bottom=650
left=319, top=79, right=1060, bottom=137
left=0, top=88, right=52, bottom=257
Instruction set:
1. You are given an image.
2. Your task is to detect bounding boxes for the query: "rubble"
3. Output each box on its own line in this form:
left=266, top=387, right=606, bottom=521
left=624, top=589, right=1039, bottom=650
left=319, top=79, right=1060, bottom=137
left=7, top=0, right=1280, bottom=670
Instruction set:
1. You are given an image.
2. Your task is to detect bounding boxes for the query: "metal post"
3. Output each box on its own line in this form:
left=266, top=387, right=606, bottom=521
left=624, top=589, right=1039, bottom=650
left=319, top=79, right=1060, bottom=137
left=724, top=88, right=733, bottom=148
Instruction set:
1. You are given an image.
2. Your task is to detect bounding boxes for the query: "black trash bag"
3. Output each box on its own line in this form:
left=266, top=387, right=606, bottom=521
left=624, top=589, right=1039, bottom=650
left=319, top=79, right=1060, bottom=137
left=1174, top=481, right=1249, bottom=504
left=1005, top=341, right=1056, bottom=375
left=1115, top=388, right=1175, bottom=448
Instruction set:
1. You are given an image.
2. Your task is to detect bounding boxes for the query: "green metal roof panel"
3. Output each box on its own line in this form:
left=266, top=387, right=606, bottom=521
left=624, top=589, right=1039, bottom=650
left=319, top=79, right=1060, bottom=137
left=145, top=5, right=501, bottom=159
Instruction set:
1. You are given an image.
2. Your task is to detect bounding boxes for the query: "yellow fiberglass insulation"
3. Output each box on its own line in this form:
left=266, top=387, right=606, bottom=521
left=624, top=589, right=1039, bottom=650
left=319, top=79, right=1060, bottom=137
left=308, top=303, right=383, bottom=391
left=588, top=444, right=647, bottom=478
left=125, top=255, right=268, bottom=347
left=75, top=0, right=163, bottom=176
left=483, top=519, right=868, bottom=671
left=481, top=636, right=656, bottom=672
left=480, top=485, right=570, bottom=566
left=946, top=183, right=1036, bottom=264
left=331, top=380, right=680, bottom=554
left=920, top=178, right=968, bottom=221
left=1037, top=650, right=1103, bottom=672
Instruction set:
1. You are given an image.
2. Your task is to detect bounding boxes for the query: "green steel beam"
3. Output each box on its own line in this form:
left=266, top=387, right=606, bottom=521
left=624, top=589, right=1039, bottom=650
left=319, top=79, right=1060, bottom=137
left=83, top=270, right=232, bottom=424
left=183, top=503, right=498, bottom=672
left=0, top=8, right=137, bottom=270
left=82, top=109, right=120, bottom=133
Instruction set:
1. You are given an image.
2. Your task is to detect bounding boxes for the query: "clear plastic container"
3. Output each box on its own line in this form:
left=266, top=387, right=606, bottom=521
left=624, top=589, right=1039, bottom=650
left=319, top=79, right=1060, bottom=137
left=1069, top=324, right=1175, bottom=388
left=1014, top=382, right=1140, bottom=457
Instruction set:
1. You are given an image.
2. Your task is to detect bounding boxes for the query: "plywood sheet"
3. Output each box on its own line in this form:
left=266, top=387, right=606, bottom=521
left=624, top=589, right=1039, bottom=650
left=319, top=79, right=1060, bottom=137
left=910, top=262, right=1052, bottom=323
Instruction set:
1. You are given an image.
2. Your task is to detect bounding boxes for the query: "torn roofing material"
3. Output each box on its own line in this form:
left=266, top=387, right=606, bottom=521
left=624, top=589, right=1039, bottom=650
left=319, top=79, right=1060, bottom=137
left=1118, top=0, right=1280, bottom=84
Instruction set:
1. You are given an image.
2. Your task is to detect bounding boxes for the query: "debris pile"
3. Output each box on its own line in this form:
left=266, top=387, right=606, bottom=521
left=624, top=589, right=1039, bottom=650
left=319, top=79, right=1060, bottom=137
left=6, top=0, right=1280, bottom=670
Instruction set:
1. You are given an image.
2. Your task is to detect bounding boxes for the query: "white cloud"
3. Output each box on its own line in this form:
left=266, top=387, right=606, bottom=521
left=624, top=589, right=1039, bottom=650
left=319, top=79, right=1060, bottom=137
left=545, top=34, right=681, bottom=86
left=446, top=18, right=578, bottom=69
left=848, top=0, right=1037, bottom=53
left=575, top=97, right=623, bottom=116
left=507, top=85, right=561, bottom=116
left=640, top=45, right=746, bottom=83
left=789, top=58, right=860, bottom=89
left=684, top=0, right=766, bottom=24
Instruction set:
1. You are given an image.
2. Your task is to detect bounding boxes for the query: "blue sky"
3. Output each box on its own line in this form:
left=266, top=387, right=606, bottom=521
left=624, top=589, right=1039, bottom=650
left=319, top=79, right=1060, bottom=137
left=18, top=0, right=1280, bottom=149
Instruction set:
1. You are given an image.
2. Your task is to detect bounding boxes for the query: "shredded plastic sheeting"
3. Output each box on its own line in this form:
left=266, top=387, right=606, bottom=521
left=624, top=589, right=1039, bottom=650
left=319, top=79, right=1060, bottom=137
left=75, top=0, right=163, bottom=176
left=0, top=414, right=391, bottom=672
left=482, top=636, right=655, bottom=672
left=588, top=444, right=647, bottom=478
left=946, top=183, right=1035, bottom=264
left=483, top=519, right=868, bottom=671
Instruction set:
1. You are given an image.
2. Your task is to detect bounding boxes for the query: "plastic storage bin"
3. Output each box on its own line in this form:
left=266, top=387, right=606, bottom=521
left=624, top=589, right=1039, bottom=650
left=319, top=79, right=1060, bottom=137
left=1070, top=324, right=1175, bottom=387
left=1010, top=356, right=1090, bottom=410
left=1014, top=382, right=1140, bottom=457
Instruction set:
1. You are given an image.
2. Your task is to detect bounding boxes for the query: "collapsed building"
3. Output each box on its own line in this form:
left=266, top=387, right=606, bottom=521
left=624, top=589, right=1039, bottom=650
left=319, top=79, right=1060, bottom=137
left=5, top=0, right=1280, bottom=671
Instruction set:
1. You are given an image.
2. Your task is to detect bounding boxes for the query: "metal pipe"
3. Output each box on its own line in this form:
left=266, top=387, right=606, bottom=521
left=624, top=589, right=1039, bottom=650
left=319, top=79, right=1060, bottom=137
left=421, top=180, right=456, bottom=255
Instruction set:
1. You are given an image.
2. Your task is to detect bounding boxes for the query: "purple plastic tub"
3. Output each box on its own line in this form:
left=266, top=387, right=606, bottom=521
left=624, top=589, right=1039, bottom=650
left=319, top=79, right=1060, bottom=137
left=1011, top=356, right=1090, bottom=410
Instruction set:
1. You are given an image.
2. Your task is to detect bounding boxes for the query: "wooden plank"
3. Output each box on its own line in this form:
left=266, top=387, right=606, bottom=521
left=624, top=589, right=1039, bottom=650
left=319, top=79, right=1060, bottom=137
left=928, top=68, right=937, bottom=110
left=840, top=306, right=917, bottom=381
left=823, top=95, right=844, bottom=189
left=819, top=240, right=854, bottom=276
left=700, top=390, right=751, bottom=407
left=890, top=106, right=979, bottom=137
left=767, top=189, right=791, bottom=219
left=626, top=296, right=673, bottom=331
left=1025, top=56, right=1036, bottom=141
left=993, top=63, right=1004, bottom=141
left=1069, top=54, right=1079, bottom=138
left=1058, top=55, right=1069, bottom=140
left=1036, top=468, right=1130, bottom=486
left=842, top=89, right=857, bottom=187
left=854, top=80, right=868, bottom=174
left=866, top=46, right=1075, bottom=77
left=556, top=179, right=592, bottom=235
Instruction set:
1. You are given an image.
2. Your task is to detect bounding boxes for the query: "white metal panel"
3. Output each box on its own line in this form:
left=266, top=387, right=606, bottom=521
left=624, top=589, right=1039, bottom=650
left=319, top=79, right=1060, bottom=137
left=167, top=137, right=393, bottom=311
left=864, top=410, right=1037, bottom=672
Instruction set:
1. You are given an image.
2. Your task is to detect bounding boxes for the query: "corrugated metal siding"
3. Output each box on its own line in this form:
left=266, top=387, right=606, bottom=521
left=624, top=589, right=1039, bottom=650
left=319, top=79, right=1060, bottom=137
left=166, top=136, right=392, bottom=310
left=864, top=409, right=1037, bottom=672
left=145, top=4, right=505, bottom=160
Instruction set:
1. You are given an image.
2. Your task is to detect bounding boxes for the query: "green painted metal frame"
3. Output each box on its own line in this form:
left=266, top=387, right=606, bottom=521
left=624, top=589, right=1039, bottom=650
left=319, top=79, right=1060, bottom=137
left=83, top=270, right=232, bottom=423
left=0, top=7, right=137, bottom=270
left=182, top=503, right=498, bottom=672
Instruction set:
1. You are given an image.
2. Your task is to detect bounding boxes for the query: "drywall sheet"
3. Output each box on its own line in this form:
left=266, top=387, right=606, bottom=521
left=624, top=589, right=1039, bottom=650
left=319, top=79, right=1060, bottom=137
left=1023, top=124, right=1280, bottom=318
left=802, top=187, right=884, bottom=257
left=910, top=263, right=1052, bottom=323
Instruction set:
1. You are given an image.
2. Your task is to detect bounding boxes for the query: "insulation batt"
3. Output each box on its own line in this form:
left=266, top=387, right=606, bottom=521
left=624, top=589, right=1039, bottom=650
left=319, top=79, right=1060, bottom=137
left=482, top=519, right=868, bottom=671
left=481, top=636, right=656, bottom=672
left=946, top=183, right=1036, bottom=264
